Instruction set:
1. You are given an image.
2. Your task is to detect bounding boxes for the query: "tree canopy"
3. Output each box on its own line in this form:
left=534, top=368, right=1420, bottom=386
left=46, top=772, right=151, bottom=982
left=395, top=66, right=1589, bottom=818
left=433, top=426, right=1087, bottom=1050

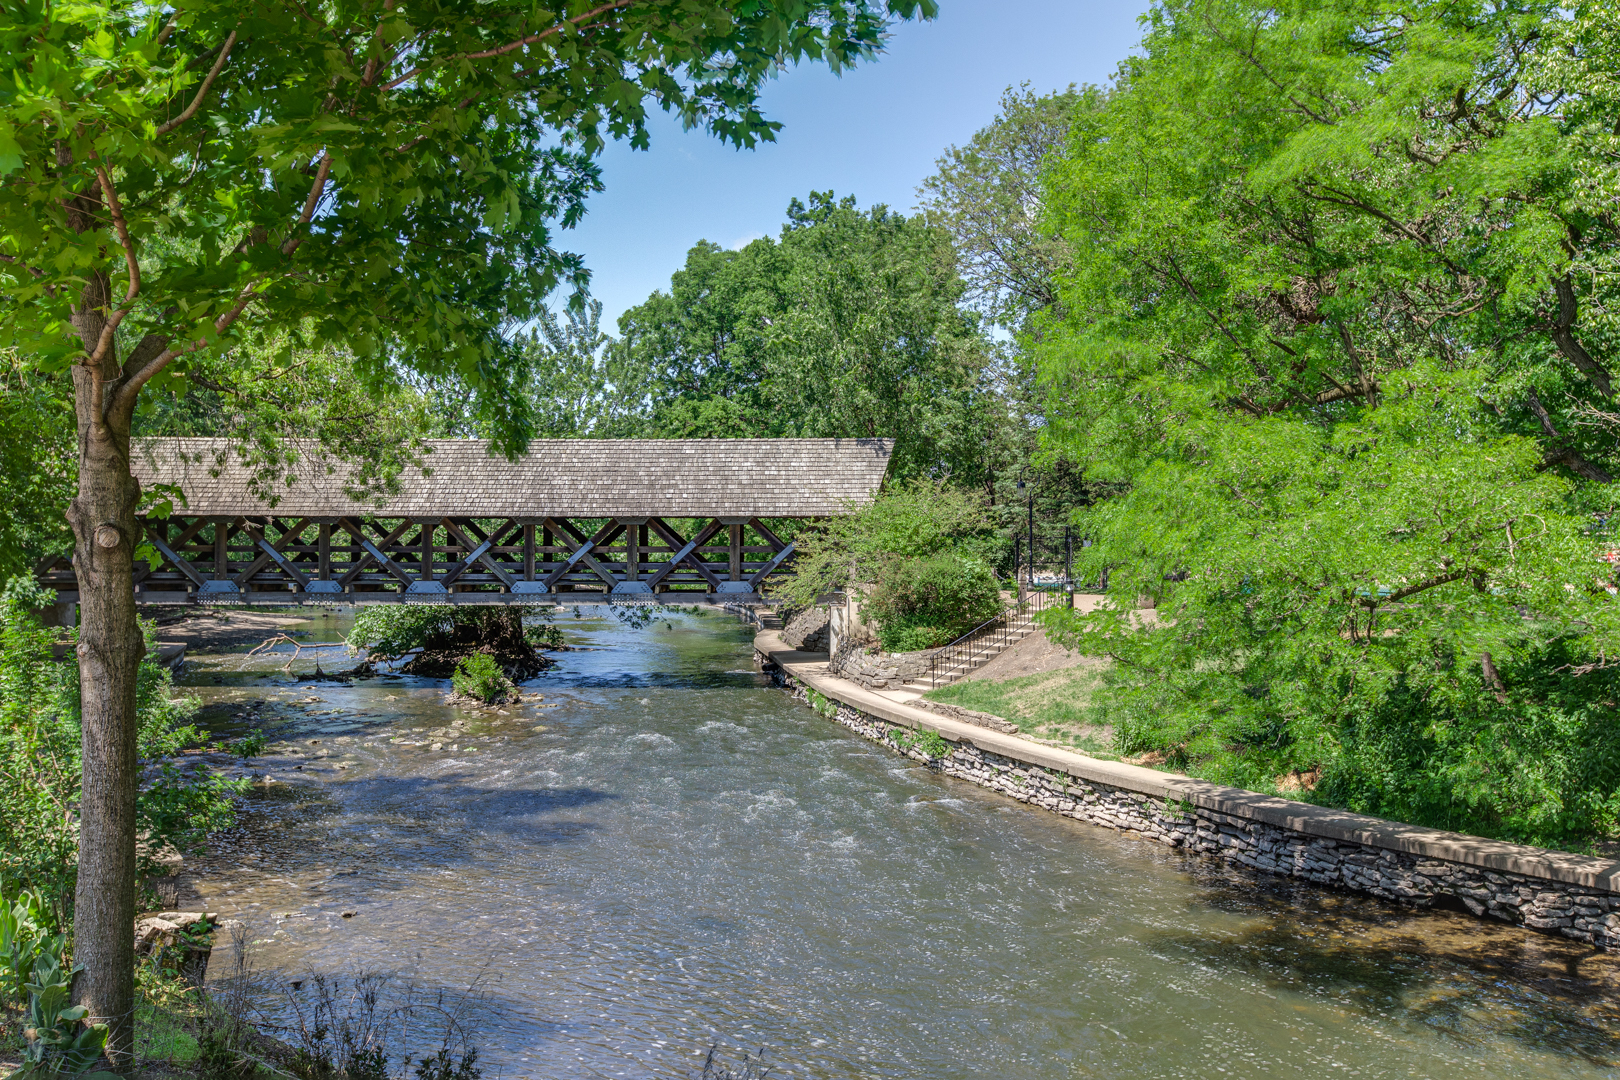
left=1037, top=0, right=1620, bottom=847
left=514, top=192, right=994, bottom=479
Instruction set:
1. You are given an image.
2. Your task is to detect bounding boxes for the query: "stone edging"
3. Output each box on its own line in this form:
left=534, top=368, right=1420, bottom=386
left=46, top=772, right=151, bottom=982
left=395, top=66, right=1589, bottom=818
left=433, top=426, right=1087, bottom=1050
left=754, top=632, right=1620, bottom=951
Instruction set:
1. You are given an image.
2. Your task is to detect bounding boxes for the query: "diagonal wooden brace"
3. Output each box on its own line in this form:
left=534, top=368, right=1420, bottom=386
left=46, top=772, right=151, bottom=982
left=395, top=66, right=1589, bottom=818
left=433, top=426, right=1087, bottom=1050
left=748, top=541, right=796, bottom=588
left=250, top=530, right=311, bottom=588
left=748, top=517, right=789, bottom=553
left=338, top=519, right=416, bottom=586
left=142, top=525, right=208, bottom=587
left=233, top=518, right=310, bottom=587
left=646, top=518, right=724, bottom=588
left=544, top=518, right=623, bottom=589
left=440, top=518, right=516, bottom=588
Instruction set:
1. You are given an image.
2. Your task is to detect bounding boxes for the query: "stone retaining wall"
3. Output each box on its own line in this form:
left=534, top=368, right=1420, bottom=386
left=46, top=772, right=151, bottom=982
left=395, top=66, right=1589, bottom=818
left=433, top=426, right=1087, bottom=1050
left=759, top=651, right=1620, bottom=952
left=826, top=643, right=931, bottom=689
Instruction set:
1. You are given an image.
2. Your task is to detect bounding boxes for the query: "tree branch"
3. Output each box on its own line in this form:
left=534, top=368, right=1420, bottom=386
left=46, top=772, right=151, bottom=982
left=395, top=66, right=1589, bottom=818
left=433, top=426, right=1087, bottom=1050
left=1527, top=388, right=1614, bottom=481
left=1550, top=276, right=1614, bottom=397
left=1375, top=567, right=1481, bottom=606
left=110, top=283, right=261, bottom=417
left=156, top=30, right=239, bottom=138
left=85, top=165, right=140, bottom=365
left=379, top=0, right=636, bottom=91
left=280, top=154, right=332, bottom=256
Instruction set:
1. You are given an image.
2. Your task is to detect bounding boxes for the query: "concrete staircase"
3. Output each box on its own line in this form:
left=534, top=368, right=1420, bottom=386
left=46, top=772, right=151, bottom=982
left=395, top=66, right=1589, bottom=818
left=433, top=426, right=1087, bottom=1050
left=913, top=602, right=1043, bottom=690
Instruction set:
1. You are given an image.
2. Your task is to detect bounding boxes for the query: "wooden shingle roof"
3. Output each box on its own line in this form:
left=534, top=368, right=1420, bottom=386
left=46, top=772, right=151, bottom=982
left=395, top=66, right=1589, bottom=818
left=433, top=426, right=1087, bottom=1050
left=131, top=437, right=894, bottom=518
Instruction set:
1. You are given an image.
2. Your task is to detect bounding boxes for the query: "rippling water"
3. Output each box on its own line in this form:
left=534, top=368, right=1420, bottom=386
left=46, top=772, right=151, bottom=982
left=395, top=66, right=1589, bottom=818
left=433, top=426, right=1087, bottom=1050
left=178, top=609, right=1620, bottom=1079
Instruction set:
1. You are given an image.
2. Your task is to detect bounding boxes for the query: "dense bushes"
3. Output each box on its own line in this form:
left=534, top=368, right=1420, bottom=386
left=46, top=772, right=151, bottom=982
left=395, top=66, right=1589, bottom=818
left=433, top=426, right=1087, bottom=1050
left=0, top=579, right=241, bottom=916
left=1035, top=0, right=1620, bottom=849
left=778, top=477, right=1007, bottom=650
left=348, top=607, right=562, bottom=679
left=864, top=555, right=1002, bottom=652
left=776, top=477, right=1002, bottom=610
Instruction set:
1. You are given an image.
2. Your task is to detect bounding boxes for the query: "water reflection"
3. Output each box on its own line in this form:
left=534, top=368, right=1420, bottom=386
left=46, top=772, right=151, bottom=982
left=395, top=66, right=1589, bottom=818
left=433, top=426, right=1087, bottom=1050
left=175, top=608, right=1620, bottom=1079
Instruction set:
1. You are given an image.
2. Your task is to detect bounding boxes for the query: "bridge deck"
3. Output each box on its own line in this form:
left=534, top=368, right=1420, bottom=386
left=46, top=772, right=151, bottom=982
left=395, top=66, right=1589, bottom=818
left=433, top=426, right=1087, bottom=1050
left=38, top=437, right=893, bottom=606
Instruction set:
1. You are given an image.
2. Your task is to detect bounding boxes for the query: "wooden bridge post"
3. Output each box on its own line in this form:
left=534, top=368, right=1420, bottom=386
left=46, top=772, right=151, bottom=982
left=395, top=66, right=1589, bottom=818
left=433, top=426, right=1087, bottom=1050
left=728, top=523, right=743, bottom=582
left=212, top=520, right=227, bottom=580
left=523, top=524, right=536, bottom=581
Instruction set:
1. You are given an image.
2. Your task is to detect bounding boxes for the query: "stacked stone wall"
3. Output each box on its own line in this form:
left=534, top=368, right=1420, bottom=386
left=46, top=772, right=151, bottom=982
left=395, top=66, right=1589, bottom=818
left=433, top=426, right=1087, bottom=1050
left=760, top=652, right=1620, bottom=951
left=826, top=644, right=931, bottom=689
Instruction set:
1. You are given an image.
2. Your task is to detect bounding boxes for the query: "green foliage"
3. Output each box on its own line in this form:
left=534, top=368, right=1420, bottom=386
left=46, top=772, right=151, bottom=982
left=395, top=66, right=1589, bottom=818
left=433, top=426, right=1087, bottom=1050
left=804, top=688, right=838, bottom=719
left=348, top=606, right=554, bottom=659
left=414, top=1048, right=481, bottom=1080
left=776, top=477, right=1000, bottom=608
left=889, top=726, right=951, bottom=760
left=231, top=732, right=268, bottom=761
left=0, top=579, right=242, bottom=910
left=450, top=655, right=515, bottom=705
left=1035, top=0, right=1620, bottom=848
left=919, top=83, right=1099, bottom=335
left=515, top=193, right=992, bottom=479
left=864, top=554, right=1003, bottom=652
left=2, top=0, right=938, bottom=452
left=15, top=950, right=117, bottom=1079
left=0, top=890, right=61, bottom=1008
left=135, top=335, right=441, bottom=511
left=0, top=353, right=72, bottom=578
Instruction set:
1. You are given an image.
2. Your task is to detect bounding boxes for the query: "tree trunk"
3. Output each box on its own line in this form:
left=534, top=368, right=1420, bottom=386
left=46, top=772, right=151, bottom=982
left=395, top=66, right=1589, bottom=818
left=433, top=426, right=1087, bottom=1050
left=67, top=275, right=144, bottom=1071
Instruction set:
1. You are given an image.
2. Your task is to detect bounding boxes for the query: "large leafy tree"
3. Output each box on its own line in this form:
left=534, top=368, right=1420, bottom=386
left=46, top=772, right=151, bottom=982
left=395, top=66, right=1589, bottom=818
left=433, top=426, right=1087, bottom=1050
left=0, top=0, right=934, bottom=1060
left=1038, top=0, right=1620, bottom=847
left=917, top=85, right=1106, bottom=555
left=610, top=192, right=993, bottom=478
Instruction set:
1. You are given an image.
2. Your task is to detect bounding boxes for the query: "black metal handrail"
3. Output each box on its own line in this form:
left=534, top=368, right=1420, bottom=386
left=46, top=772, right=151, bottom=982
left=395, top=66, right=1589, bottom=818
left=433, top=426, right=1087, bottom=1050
left=926, top=589, right=1061, bottom=689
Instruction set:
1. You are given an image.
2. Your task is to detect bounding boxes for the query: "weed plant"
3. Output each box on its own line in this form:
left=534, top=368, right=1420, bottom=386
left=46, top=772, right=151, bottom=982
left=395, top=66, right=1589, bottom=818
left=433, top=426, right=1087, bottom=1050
left=450, top=655, right=515, bottom=705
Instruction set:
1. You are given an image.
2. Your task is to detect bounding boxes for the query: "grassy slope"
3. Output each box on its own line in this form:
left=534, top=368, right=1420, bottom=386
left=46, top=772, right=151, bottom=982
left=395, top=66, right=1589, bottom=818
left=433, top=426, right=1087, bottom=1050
left=922, top=665, right=1115, bottom=756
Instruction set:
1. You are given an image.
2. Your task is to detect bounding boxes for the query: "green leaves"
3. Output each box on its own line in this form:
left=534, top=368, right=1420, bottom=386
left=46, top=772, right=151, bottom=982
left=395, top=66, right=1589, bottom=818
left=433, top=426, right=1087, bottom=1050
left=605, top=193, right=990, bottom=478
left=1035, top=0, right=1620, bottom=848
left=1, top=0, right=934, bottom=452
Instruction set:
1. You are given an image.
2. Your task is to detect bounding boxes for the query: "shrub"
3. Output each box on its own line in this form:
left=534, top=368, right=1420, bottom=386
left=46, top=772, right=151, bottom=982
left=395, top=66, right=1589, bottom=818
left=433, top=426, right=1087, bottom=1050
left=349, top=606, right=559, bottom=678
left=864, top=554, right=1002, bottom=652
left=0, top=578, right=240, bottom=917
left=450, top=655, right=514, bottom=704
left=775, top=477, right=1000, bottom=609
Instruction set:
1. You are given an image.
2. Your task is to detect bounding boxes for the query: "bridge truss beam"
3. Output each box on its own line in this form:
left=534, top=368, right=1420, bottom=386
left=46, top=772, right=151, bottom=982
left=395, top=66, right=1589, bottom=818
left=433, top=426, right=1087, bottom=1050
left=37, top=514, right=799, bottom=606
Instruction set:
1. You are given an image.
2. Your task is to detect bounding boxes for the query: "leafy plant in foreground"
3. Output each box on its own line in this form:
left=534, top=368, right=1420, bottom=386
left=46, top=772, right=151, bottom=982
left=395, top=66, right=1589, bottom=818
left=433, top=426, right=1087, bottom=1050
left=15, top=952, right=118, bottom=1078
left=450, top=656, right=516, bottom=706
left=0, top=578, right=244, bottom=916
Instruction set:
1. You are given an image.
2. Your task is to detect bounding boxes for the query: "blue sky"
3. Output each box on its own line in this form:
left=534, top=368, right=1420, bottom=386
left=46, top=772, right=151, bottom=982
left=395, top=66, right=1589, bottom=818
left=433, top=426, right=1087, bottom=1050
left=564, top=0, right=1151, bottom=330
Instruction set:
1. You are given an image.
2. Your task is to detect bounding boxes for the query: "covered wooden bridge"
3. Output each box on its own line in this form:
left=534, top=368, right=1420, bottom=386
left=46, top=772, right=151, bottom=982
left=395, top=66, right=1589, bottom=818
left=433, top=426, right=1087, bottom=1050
left=37, top=437, right=893, bottom=606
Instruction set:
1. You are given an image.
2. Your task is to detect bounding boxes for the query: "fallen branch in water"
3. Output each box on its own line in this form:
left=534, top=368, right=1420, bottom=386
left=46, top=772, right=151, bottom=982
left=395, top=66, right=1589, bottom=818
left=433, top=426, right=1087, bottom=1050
left=245, top=635, right=354, bottom=672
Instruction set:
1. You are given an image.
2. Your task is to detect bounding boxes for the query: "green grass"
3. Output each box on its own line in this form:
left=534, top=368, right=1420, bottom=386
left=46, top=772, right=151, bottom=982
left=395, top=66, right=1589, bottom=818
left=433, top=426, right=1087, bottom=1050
left=136, top=1003, right=202, bottom=1067
left=923, top=665, right=1115, bottom=755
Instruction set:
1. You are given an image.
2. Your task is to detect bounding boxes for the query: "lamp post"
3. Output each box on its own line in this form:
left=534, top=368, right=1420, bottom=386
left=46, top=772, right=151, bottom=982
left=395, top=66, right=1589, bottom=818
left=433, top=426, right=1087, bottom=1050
left=1016, top=477, right=1033, bottom=595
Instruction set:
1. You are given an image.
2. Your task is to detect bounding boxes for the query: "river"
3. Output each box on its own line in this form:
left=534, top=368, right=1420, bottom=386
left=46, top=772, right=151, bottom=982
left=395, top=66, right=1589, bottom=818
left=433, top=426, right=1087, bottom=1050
left=176, top=607, right=1620, bottom=1079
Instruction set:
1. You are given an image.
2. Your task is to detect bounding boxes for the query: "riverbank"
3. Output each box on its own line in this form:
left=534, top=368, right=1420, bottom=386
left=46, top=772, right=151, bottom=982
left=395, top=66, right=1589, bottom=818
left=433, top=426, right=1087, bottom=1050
left=149, top=609, right=1620, bottom=1077
left=755, top=630, right=1620, bottom=952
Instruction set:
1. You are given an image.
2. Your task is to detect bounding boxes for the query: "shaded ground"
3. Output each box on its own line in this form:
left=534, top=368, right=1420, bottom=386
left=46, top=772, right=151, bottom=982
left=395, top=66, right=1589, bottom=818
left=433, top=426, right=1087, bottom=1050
left=922, top=626, right=1114, bottom=754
